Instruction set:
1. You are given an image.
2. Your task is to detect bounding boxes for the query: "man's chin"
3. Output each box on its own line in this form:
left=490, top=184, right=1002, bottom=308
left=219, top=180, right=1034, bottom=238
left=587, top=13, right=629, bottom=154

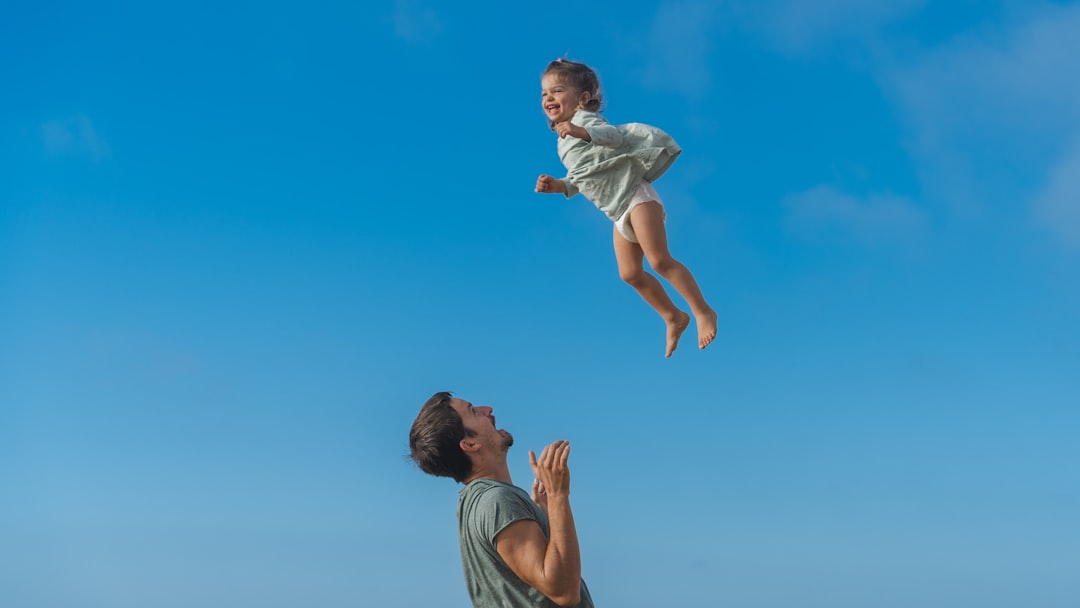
left=500, top=430, right=514, bottom=448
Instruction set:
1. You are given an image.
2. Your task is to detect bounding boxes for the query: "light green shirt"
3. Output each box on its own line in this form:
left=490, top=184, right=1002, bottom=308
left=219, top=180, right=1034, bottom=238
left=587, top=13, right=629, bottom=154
left=557, top=110, right=682, bottom=221
left=458, top=479, right=595, bottom=608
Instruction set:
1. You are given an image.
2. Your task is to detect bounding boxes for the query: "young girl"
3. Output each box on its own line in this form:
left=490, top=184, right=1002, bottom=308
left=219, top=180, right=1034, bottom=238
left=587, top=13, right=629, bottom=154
left=535, top=59, right=717, bottom=357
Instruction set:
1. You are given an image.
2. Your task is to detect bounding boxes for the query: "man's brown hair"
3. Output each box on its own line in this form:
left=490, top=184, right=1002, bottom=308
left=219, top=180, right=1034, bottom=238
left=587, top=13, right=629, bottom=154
left=409, top=391, right=475, bottom=482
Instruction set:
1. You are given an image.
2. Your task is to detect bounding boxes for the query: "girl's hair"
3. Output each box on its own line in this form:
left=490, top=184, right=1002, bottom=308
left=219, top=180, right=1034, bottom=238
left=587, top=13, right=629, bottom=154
left=543, top=59, right=603, bottom=113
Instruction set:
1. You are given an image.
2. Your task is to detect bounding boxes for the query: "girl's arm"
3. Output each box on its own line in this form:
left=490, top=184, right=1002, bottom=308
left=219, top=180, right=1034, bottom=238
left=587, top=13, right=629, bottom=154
left=578, top=112, right=622, bottom=147
left=536, top=174, right=579, bottom=198
left=535, top=174, right=567, bottom=194
left=554, top=112, right=623, bottom=148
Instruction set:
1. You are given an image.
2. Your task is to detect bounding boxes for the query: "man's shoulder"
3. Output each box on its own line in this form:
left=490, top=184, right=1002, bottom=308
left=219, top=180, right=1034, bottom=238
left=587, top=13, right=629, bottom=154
left=459, top=479, right=539, bottom=540
left=460, top=479, right=526, bottom=503
left=459, top=479, right=537, bottom=520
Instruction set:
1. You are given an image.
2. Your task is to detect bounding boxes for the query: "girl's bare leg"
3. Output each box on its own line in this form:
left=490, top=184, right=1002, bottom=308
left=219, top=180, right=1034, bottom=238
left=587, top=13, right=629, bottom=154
left=613, top=226, right=690, bottom=358
left=627, top=201, right=718, bottom=350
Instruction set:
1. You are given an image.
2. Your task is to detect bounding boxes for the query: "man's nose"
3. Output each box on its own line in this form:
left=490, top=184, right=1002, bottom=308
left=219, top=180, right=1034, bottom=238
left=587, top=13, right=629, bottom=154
left=479, top=406, right=493, bottom=415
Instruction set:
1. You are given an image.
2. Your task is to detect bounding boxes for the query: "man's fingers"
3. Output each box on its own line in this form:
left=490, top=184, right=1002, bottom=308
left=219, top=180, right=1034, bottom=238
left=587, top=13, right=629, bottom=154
left=538, top=441, right=567, bottom=468
left=558, top=442, right=571, bottom=467
left=539, top=443, right=554, bottom=467
left=531, top=441, right=572, bottom=486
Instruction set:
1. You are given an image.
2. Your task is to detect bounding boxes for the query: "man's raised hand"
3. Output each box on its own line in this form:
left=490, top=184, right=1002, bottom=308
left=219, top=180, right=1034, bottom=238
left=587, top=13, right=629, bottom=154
left=529, top=440, right=571, bottom=500
left=531, top=478, right=548, bottom=512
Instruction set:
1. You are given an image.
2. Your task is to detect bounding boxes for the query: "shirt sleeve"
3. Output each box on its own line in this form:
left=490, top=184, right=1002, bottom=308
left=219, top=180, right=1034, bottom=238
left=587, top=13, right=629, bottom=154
left=577, top=111, right=622, bottom=148
left=475, top=486, right=540, bottom=547
left=561, top=178, right=580, bottom=198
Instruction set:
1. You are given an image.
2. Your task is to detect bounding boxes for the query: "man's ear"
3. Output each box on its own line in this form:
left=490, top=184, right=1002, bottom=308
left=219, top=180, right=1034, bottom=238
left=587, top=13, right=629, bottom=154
left=460, top=437, right=480, bottom=453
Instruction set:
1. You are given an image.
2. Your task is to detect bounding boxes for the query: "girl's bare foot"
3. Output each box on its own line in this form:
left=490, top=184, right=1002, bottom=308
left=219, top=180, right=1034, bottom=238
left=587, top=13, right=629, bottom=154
left=665, top=311, right=691, bottom=358
left=697, top=308, right=718, bottom=350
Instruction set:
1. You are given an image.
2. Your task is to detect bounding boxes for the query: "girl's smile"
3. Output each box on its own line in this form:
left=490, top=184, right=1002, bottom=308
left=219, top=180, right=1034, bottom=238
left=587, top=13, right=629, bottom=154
left=541, top=74, right=589, bottom=124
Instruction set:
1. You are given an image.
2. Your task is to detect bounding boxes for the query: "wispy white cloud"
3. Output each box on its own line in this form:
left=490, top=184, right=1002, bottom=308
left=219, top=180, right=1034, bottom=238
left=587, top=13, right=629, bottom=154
left=886, top=2, right=1080, bottom=246
left=783, top=184, right=925, bottom=245
left=757, top=0, right=926, bottom=54
left=890, top=5, right=1080, bottom=140
left=638, top=0, right=921, bottom=102
left=391, top=0, right=444, bottom=44
left=1034, top=140, right=1080, bottom=249
left=41, top=113, right=111, bottom=161
left=643, top=0, right=718, bottom=100
left=641, top=1, right=1080, bottom=250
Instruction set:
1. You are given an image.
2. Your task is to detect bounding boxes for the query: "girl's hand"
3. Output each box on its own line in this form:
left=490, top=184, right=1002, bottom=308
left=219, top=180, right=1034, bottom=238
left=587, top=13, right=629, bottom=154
left=535, top=175, right=567, bottom=194
left=554, top=122, right=590, bottom=141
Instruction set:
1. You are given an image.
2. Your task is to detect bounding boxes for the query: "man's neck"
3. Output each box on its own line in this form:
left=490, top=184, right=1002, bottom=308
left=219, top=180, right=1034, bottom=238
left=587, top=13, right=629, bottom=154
left=462, top=456, right=512, bottom=485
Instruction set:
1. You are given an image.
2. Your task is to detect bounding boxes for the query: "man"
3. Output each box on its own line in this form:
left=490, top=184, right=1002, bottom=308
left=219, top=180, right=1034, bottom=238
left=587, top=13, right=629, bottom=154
left=409, top=392, right=594, bottom=608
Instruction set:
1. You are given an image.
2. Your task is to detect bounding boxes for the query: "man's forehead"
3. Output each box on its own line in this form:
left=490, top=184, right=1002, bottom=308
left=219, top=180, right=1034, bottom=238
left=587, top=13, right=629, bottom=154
left=449, top=398, right=471, bottom=412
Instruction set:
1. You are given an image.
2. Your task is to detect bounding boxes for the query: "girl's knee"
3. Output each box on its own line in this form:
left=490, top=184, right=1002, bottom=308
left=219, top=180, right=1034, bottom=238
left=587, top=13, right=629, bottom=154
left=619, top=267, right=648, bottom=286
left=647, top=254, right=677, bottom=275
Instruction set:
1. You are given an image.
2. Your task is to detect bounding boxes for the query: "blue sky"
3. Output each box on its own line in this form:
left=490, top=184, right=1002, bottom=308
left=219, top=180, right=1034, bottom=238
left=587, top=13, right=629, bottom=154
left=2, top=1, right=1078, bottom=606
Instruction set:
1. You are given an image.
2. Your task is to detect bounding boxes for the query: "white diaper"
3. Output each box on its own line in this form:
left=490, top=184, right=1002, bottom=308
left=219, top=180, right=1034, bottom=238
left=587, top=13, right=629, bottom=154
left=614, top=181, right=666, bottom=244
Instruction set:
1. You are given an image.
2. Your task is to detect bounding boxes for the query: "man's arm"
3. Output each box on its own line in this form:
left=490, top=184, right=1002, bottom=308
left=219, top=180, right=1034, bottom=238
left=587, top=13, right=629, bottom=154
left=495, top=441, right=581, bottom=607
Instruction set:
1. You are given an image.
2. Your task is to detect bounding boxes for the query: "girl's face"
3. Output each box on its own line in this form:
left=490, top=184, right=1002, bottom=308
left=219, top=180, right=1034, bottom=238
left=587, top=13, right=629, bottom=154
left=541, top=73, right=590, bottom=124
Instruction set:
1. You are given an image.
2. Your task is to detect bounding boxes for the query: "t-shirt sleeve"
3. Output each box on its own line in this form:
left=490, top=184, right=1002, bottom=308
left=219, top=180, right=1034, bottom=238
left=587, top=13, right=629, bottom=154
left=473, top=486, right=539, bottom=547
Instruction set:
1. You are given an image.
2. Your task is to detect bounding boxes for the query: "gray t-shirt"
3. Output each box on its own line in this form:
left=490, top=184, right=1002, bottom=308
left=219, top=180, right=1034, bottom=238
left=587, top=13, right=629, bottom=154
left=457, top=479, right=594, bottom=608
